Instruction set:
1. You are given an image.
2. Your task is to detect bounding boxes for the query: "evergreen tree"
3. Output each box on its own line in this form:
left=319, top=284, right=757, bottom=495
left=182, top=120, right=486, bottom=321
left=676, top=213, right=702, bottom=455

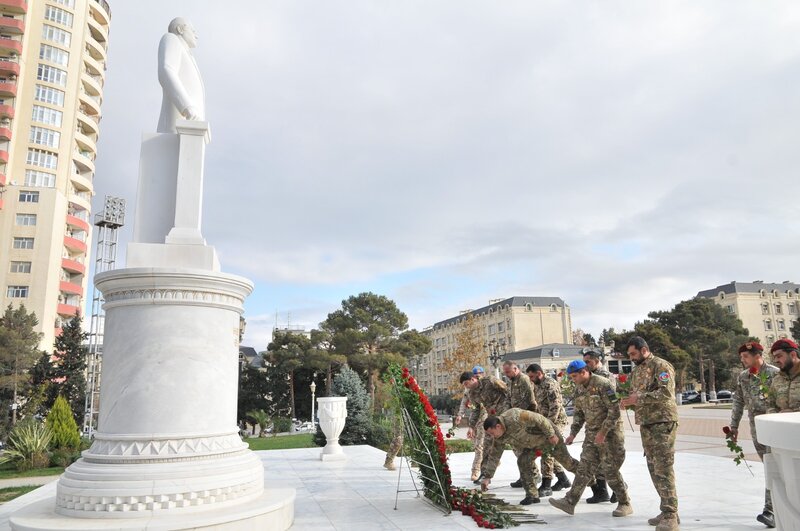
left=50, top=315, right=87, bottom=423
left=0, top=304, right=44, bottom=433
left=46, top=395, right=80, bottom=449
left=238, top=364, right=270, bottom=424
left=314, top=365, right=371, bottom=446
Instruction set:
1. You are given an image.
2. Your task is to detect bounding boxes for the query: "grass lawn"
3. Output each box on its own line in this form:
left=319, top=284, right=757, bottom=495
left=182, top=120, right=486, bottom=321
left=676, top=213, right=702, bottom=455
left=0, top=485, right=39, bottom=504
left=246, top=433, right=316, bottom=451
left=0, top=465, right=64, bottom=481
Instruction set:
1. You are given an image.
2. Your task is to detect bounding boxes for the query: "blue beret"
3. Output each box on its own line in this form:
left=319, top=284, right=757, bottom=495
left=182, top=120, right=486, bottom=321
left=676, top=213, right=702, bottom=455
left=472, top=365, right=485, bottom=374
left=566, top=360, right=587, bottom=374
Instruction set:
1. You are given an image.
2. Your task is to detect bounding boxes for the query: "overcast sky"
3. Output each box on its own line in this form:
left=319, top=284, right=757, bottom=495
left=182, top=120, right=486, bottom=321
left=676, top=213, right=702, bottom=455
left=91, top=1, right=800, bottom=349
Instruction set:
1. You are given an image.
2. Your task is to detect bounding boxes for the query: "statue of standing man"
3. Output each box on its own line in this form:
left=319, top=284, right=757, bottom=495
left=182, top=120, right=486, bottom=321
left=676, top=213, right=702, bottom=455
left=157, top=17, right=205, bottom=133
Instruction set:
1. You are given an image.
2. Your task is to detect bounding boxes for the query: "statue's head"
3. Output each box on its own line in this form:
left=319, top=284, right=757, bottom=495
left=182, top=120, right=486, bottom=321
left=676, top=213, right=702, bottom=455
left=168, top=17, right=198, bottom=49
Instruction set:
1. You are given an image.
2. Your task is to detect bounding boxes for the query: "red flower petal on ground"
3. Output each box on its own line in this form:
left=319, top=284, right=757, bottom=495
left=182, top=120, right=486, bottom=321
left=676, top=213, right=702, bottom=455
left=618, top=374, right=628, bottom=383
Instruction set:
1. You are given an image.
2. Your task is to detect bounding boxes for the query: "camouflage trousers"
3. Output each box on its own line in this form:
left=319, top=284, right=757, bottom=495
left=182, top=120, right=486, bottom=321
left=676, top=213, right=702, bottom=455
left=386, top=434, right=403, bottom=462
left=749, top=416, right=772, bottom=513
left=565, top=430, right=629, bottom=505
left=471, top=423, right=485, bottom=476
left=641, top=421, right=678, bottom=515
left=541, top=421, right=568, bottom=479
left=517, top=437, right=578, bottom=497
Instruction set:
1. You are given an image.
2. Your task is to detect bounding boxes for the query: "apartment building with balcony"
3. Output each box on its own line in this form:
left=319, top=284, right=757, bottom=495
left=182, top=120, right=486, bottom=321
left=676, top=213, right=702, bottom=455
left=0, top=0, right=110, bottom=350
left=697, top=281, right=800, bottom=348
left=417, top=296, right=573, bottom=395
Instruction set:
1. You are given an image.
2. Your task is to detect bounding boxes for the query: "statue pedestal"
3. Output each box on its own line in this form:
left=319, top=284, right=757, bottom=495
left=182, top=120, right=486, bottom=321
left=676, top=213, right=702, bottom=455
left=756, top=412, right=800, bottom=531
left=10, top=268, right=294, bottom=530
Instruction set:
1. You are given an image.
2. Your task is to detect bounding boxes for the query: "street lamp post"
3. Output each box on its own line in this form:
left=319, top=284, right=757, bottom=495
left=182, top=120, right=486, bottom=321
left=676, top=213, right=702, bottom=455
left=310, top=380, right=317, bottom=426
left=485, top=339, right=507, bottom=378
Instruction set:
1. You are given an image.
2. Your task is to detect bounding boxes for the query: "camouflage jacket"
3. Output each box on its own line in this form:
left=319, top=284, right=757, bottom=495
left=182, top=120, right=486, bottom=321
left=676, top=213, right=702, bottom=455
left=458, top=390, right=487, bottom=423
left=767, top=366, right=800, bottom=413
left=730, top=363, right=780, bottom=428
left=483, top=408, right=556, bottom=478
left=591, top=366, right=616, bottom=392
left=630, top=354, right=678, bottom=426
left=533, top=376, right=568, bottom=427
left=508, top=372, right=537, bottom=412
left=468, top=376, right=510, bottom=428
left=569, top=374, right=622, bottom=438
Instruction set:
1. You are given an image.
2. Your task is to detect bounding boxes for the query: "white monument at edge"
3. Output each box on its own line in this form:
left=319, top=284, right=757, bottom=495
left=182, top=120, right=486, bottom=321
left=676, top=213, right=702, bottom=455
left=10, top=18, right=296, bottom=530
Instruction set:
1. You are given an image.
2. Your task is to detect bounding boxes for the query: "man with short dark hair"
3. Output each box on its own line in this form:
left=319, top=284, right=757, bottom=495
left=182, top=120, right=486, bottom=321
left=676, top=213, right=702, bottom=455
left=727, top=342, right=778, bottom=528
left=456, top=365, right=487, bottom=481
left=581, top=348, right=615, bottom=503
left=527, top=363, right=571, bottom=495
left=480, top=409, right=578, bottom=506
left=503, top=360, right=539, bottom=490
left=459, top=370, right=510, bottom=484
left=620, top=336, right=680, bottom=531
left=549, top=360, right=632, bottom=518
left=767, top=338, right=800, bottom=413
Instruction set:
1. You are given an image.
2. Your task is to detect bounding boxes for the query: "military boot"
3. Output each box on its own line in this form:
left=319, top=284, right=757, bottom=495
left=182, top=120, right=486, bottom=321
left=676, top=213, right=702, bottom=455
left=548, top=496, right=576, bottom=515
left=510, top=478, right=524, bottom=488
left=648, top=513, right=681, bottom=526
left=472, top=473, right=484, bottom=485
left=655, top=512, right=680, bottom=531
left=537, top=477, right=553, bottom=498
left=520, top=491, right=540, bottom=505
left=612, top=503, right=633, bottom=517
left=586, top=479, right=610, bottom=504
left=552, top=471, right=571, bottom=491
left=756, top=511, right=775, bottom=528
left=383, top=456, right=395, bottom=471
left=610, top=492, right=617, bottom=503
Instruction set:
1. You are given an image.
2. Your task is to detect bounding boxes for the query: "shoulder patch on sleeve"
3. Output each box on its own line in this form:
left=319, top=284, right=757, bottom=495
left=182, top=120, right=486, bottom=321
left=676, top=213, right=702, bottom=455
left=658, top=371, right=671, bottom=382
left=606, top=388, right=619, bottom=401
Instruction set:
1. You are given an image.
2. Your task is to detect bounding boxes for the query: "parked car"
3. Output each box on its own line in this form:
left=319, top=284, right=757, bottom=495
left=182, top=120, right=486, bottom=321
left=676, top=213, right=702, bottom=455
left=682, top=391, right=701, bottom=403
left=715, top=390, right=732, bottom=400
left=299, top=422, right=316, bottom=432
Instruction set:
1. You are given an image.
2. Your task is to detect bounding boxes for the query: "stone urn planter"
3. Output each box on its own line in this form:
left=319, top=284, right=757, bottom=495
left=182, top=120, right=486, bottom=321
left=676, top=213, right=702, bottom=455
left=317, top=396, right=348, bottom=461
left=756, top=412, right=800, bottom=531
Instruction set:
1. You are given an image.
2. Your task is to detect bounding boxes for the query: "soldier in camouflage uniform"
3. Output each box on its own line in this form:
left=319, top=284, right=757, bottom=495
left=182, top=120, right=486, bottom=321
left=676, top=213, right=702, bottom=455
left=550, top=360, right=633, bottom=518
left=620, top=336, right=680, bottom=531
left=767, top=338, right=800, bottom=414
left=582, top=348, right=616, bottom=503
left=502, top=361, right=539, bottom=490
left=460, top=371, right=511, bottom=484
left=481, top=408, right=578, bottom=505
left=455, top=365, right=487, bottom=481
left=527, top=363, right=571, bottom=496
left=727, top=342, right=779, bottom=528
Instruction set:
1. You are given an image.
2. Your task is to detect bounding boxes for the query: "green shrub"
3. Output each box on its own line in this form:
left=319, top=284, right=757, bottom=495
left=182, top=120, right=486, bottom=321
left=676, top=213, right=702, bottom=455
left=49, top=447, right=78, bottom=468
left=272, top=417, right=292, bottom=434
left=0, top=419, right=52, bottom=471
left=445, top=439, right=474, bottom=454
left=366, top=414, right=392, bottom=450
left=45, top=396, right=80, bottom=450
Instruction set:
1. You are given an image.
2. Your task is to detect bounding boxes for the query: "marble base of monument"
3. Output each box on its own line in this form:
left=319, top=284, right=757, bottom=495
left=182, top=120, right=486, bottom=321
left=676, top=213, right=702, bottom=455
left=756, top=412, right=800, bottom=531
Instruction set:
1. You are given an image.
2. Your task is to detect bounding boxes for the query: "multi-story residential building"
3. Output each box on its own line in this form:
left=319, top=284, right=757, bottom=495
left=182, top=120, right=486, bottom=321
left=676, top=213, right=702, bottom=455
left=697, top=281, right=800, bottom=348
left=0, top=0, right=110, bottom=351
left=417, top=296, right=573, bottom=395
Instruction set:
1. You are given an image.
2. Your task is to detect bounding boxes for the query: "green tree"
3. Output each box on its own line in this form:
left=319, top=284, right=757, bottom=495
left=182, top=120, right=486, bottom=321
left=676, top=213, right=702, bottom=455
left=237, top=364, right=270, bottom=425
left=791, top=319, right=800, bottom=343
left=246, top=409, right=269, bottom=437
left=49, top=315, right=87, bottom=423
left=0, top=304, right=44, bottom=431
left=320, top=293, right=416, bottom=406
left=442, top=313, right=483, bottom=394
left=314, top=365, right=371, bottom=446
left=46, top=395, right=80, bottom=449
left=607, top=322, right=692, bottom=390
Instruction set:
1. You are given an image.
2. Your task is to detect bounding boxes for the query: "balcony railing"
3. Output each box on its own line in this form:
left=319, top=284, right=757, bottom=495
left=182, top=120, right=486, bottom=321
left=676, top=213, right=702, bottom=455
left=0, top=16, right=24, bottom=34
left=0, top=0, right=27, bottom=15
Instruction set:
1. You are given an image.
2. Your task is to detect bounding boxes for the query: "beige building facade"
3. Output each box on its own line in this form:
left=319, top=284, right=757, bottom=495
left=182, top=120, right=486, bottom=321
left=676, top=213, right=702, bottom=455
left=697, top=281, right=800, bottom=348
left=0, top=0, right=110, bottom=350
left=417, top=296, right=573, bottom=395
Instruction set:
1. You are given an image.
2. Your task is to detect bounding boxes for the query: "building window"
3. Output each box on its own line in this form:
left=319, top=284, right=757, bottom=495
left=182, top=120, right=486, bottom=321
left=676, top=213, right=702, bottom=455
left=525, top=303, right=532, bottom=311
left=39, top=44, right=69, bottom=66
left=37, top=64, right=68, bottom=86
left=31, top=105, right=63, bottom=127
left=761, top=302, right=770, bottom=315
left=719, top=292, right=725, bottom=299
left=767, top=335, right=775, bottom=345
left=27, top=149, right=58, bottom=169
left=773, top=290, right=780, bottom=297
left=42, top=24, right=71, bottom=47
left=488, top=324, right=496, bottom=335
left=9, top=261, right=32, bottom=273
left=790, top=302, right=798, bottom=315
left=52, top=0, right=75, bottom=7
left=29, top=126, right=61, bottom=148
left=6, top=286, right=29, bottom=298
left=726, top=305, right=735, bottom=314
left=12, top=237, right=34, bottom=250
left=550, top=304, right=558, bottom=312
left=15, top=214, right=36, bottom=226
left=24, top=170, right=56, bottom=188
left=44, top=6, right=74, bottom=27
left=778, top=319, right=786, bottom=331
left=775, top=303, right=783, bottom=315
left=764, top=319, right=773, bottom=331
left=760, top=289, right=766, bottom=298
left=497, top=321, right=504, bottom=333
left=19, top=190, right=40, bottom=203
left=34, top=85, right=65, bottom=107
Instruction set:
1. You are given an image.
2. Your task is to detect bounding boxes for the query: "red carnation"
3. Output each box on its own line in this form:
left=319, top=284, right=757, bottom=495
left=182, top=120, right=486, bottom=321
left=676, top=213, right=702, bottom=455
left=722, top=426, right=731, bottom=436
left=535, top=449, right=542, bottom=458
left=446, top=433, right=452, bottom=438
left=488, top=409, right=496, bottom=415
left=557, top=371, right=564, bottom=378
left=618, top=374, right=628, bottom=383
left=749, top=366, right=758, bottom=375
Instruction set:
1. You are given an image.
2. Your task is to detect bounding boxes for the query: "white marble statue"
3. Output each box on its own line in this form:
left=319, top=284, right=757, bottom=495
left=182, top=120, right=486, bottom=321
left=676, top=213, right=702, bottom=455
left=157, top=17, right=205, bottom=133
